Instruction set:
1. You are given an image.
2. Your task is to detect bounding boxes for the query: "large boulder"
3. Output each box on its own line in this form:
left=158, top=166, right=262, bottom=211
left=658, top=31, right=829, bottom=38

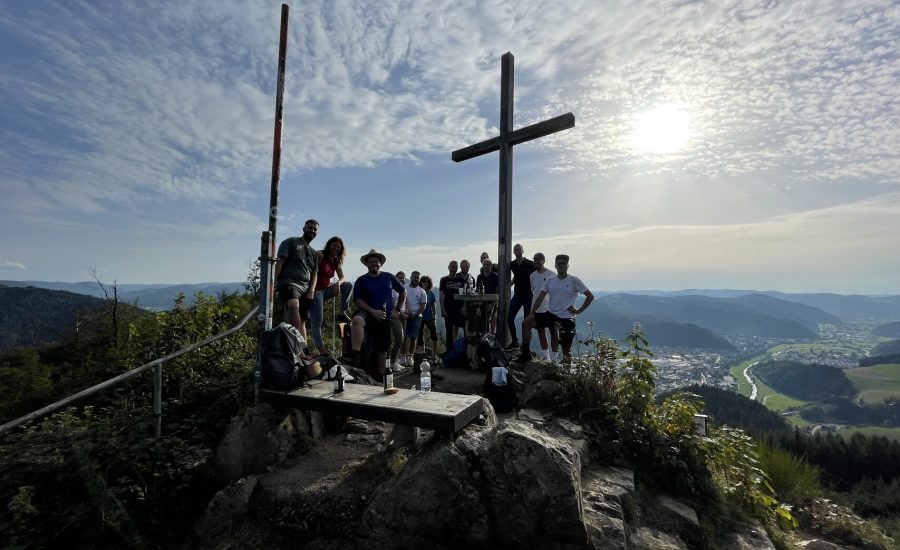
left=357, top=420, right=588, bottom=549
left=212, top=404, right=312, bottom=483
left=194, top=476, right=258, bottom=540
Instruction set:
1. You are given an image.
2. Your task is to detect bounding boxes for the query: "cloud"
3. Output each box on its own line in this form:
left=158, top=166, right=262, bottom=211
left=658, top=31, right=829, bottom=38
left=1, top=261, right=26, bottom=271
left=371, top=193, right=900, bottom=294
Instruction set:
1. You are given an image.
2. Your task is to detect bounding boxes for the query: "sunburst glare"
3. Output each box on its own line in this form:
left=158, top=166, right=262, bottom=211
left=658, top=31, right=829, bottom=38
left=630, top=103, right=692, bottom=155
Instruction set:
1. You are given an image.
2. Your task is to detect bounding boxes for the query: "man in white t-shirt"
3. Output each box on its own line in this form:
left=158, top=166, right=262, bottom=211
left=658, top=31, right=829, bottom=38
left=518, top=253, right=557, bottom=361
left=402, top=271, right=428, bottom=367
left=519, top=254, right=594, bottom=362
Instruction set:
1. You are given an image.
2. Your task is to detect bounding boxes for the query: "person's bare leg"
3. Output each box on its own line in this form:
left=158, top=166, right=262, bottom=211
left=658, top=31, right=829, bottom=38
left=351, top=316, right=365, bottom=351
left=537, top=327, right=550, bottom=357
left=285, top=300, right=302, bottom=334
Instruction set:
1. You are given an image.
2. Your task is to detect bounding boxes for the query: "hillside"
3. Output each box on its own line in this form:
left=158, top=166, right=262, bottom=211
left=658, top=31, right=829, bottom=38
left=754, top=360, right=856, bottom=401
left=0, top=280, right=246, bottom=310
left=672, top=384, right=789, bottom=433
left=0, top=285, right=108, bottom=350
left=600, top=294, right=820, bottom=338
left=872, top=321, right=900, bottom=338
left=578, top=304, right=736, bottom=350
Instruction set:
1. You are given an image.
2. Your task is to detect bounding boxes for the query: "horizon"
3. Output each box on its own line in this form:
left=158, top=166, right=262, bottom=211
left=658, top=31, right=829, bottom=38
left=2, top=278, right=898, bottom=298
left=2, top=2, right=899, bottom=294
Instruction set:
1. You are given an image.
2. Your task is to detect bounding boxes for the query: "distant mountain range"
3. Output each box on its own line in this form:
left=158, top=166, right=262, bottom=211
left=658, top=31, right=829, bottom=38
left=0, top=280, right=246, bottom=310
left=3, top=280, right=899, bottom=352
left=603, top=289, right=900, bottom=321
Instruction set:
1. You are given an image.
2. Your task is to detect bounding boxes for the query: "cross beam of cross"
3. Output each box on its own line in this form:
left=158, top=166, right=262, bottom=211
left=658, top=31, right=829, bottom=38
left=452, top=52, right=575, bottom=346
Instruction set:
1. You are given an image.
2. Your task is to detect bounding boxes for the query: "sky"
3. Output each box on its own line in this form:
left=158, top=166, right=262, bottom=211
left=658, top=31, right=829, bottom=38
left=1, top=0, right=899, bottom=294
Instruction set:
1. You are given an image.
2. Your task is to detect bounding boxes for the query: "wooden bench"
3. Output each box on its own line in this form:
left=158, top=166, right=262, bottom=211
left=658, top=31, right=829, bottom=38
left=258, top=380, right=485, bottom=434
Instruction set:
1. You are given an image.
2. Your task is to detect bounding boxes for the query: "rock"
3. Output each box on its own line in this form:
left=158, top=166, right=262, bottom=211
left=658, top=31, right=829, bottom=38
left=555, top=417, right=584, bottom=439
left=212, top=404, right=310, bottom=483
left=629, top=527, right=689, bottom=550
left=656, top=495, right=699, bottom=527
left=517, top=407, right=547, bottom=423
left=357, top=427, right=492, bottom=549
left=343, top=433, right=383, bottom=445
left=726, top=521, right=776, bottom=550
left=582, top=466, right=635, bottom=505
left=194, top=476, right=258, bottom=541
left=344, top=419, right=384, bottom=435
left=798, top=538, right=852, bottom=550
left=343, top=364, right=378, bottom=386
left=358, top=420, right=589, bottom=549
left=520, top=379, right=563, bottom=409
left=479, top=421, right=586, bottom=549
left=473, top=398, right=499, bottom=427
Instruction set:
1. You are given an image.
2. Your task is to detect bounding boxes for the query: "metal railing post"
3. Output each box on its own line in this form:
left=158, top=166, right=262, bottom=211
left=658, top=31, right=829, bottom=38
left=153, top=362, right=163, bottom=437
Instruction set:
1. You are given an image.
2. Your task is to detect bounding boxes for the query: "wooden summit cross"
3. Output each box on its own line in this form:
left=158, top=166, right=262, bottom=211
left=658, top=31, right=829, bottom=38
left=452, top=52, right=574, bottom=346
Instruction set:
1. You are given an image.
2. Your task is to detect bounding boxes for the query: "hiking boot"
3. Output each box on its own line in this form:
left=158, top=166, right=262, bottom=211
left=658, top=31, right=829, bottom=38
left=514, top=352, right=530, bottom=364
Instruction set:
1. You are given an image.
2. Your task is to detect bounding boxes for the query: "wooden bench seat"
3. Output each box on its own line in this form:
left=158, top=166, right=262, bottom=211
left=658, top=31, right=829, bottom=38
left=258, top=380, right=484, bottom=434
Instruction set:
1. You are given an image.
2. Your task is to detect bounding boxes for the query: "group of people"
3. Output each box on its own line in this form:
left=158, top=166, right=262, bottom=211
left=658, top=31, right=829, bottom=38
left=274, top=220, right=594, bottom=380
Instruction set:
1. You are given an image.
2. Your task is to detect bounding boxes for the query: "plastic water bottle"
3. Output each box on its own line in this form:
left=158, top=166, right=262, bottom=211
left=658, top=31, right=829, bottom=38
left=419, top=359, right=431, bottom=394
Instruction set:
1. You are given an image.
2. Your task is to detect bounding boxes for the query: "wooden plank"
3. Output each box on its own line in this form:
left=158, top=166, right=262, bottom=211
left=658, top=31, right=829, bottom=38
left=259, top=381, right=484, bottom=433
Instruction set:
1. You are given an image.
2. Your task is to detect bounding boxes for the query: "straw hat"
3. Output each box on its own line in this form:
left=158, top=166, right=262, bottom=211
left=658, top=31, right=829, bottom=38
left=359, top=248, right=387, bottom=265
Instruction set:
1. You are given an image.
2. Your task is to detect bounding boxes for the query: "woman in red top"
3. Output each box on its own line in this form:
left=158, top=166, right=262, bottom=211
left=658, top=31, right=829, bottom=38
left=309, top=236, right=354, bottom=355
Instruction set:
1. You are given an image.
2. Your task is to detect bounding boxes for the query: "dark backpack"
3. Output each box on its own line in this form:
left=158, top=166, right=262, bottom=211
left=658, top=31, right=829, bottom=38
left=260, top=323, right=306, bottom=390
left=442, top=336, right=468, bottom=369
left=479, top=334, right=518, bottom=412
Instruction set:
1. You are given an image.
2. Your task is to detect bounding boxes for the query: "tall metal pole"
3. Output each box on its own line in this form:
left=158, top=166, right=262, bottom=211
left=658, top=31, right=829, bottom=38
left=257, top=4, right=289, bottom=399
left=497, top=53, right=514, bottom=347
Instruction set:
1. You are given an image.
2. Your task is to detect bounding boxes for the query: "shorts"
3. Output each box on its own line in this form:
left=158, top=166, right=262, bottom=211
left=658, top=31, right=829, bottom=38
left=405, top=316, right=423, bottom=339
left=533, top=311, right=556, bottom=329
left=277, top=283, right=311, bottom=317
left=535, top=312, right=577, bottom=347
left=355, top=310, right=392, bottom=352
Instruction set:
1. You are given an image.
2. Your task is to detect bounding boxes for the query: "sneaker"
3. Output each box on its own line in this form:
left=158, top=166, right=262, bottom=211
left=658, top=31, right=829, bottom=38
left=391, top=362, right=403, bottom=374
left=504, top=341, right=520, bottom=352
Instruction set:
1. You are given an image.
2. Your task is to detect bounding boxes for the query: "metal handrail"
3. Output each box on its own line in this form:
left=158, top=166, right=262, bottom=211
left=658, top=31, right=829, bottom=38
left=0, top=304, right=260, bottom=436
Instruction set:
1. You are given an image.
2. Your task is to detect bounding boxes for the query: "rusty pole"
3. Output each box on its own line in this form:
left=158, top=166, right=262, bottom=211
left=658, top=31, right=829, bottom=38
left=257, top=4, right=289, bottom=397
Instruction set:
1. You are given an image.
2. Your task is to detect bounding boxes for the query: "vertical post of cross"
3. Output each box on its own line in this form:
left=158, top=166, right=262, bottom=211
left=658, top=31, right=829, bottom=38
left=497, top=53, right=514, bottom=346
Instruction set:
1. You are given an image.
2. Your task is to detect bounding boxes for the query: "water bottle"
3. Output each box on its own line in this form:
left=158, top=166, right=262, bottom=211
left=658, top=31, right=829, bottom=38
left=419, top=359, right=431, bottom=394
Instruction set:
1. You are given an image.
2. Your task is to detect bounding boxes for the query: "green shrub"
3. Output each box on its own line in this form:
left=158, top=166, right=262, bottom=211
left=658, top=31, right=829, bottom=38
left=757, top=441, right=821, bottom=505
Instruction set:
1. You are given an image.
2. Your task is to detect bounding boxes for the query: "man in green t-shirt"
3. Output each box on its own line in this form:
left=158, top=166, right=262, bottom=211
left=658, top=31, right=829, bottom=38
left=275, top=219, right=319, bottom=341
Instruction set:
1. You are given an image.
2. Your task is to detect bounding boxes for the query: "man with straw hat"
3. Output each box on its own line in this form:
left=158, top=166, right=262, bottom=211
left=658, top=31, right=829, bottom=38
left=348, top=249, right=406, bottom=379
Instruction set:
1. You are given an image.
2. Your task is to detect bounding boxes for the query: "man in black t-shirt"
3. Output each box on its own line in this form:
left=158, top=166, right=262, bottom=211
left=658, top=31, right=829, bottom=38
left=507, top=243, right=536, bottom=347
left=438, top=260, right=467, bottom=354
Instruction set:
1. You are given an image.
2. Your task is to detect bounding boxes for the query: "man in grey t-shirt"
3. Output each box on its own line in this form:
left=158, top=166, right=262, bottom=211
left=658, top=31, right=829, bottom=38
left=275, top=219, right=319, bottom=341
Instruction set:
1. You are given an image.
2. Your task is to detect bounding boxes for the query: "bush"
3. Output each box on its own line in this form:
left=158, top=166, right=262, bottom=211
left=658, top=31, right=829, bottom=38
left=757, top=441, right=821, bottom=505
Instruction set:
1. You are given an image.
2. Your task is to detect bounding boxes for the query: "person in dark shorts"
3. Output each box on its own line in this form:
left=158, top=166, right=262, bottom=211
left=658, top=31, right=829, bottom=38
left=349, top=249, right=406, bottom=378
left=275, top=219, right=319, bottom=342
left=519, top=254, right=594, bottom=363
left=416, top=275, right=439, bottom=358
left=438, top=260, right=466, bottom=353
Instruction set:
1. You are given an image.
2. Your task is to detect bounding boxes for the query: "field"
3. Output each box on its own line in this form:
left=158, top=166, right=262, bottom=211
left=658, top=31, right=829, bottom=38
left=845, top=363, right=900, bottom=405
left=835, top=426, right=900, bottom=442
left=728, top=350, right=806, bottom=411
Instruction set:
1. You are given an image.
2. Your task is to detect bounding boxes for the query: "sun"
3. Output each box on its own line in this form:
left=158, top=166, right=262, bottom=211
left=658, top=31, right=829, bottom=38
left=630, top=103, right=692, bottom=155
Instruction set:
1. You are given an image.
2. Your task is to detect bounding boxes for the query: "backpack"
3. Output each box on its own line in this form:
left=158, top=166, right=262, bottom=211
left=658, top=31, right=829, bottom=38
left=479, top=334, right=519, bottom=413
left=260, top=323, right=306, bottom=390
left=442, top=336, right=468, bottom=369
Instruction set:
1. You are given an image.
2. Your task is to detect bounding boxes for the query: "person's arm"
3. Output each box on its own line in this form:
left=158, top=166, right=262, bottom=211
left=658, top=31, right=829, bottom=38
left=440, top=282, right=447, bottom=317
left=335, top=264, right=345, bottom=286
left=570, top=290, right=595, bottom=315
left=307, top=270, right=317, bottom=299
left=396, top=290, right=407, bottom=316
left=526, top=290, right=547, bottom=320
left=355, top=297, right=386, bottom=319
left=414, top=290, right=427, bottom=317
left=274, top=257, right=285, bottom=280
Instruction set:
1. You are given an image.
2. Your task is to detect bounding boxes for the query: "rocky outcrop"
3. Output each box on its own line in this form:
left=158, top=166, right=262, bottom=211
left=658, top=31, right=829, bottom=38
left=212, top=404, right=313, bottom=483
